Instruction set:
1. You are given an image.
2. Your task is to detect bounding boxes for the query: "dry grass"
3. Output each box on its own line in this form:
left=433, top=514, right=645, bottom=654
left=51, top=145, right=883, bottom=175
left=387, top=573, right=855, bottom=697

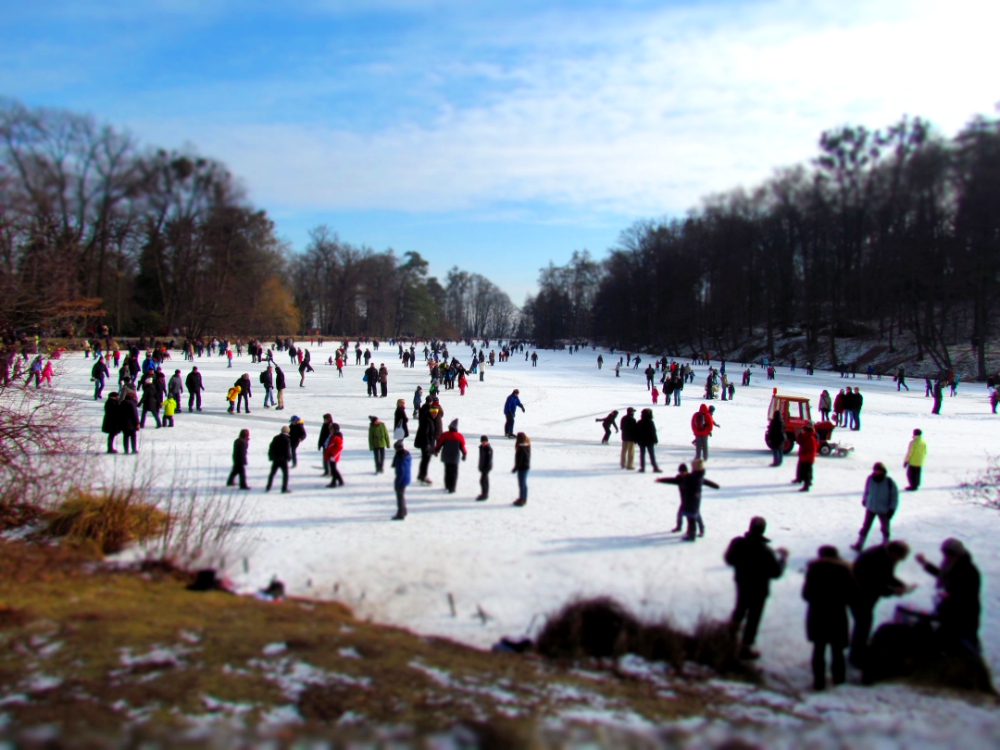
left=45, top=487, right=169, bottom=555
left=536, top=597, right=758, bottom=681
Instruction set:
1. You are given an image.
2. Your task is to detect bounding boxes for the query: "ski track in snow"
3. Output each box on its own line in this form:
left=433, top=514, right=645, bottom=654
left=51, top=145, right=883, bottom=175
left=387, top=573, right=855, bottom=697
left=56, top=347, right=1000, bottom=725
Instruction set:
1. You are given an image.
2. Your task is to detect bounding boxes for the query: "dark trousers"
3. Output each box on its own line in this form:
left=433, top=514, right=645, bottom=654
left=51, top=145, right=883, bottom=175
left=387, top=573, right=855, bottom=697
left=380, top=381, right=387, bottom=397
left=812, top=642, right=846, bottom=690
left=418, top=447, right=432, bottom=481
left=267, top=461, right=289, bottom=492
left=850, top=409, right=861, bottom=430
left=797, top=461, right=814, bottom=487
left=480, top=471, right=490, bottom=498
left=694, top=435, right=709, bottom=460
left=188, top=391, right=202, bottom=411
left=517, top=469, right=529, bottom=502
left=394, top=486, right=407, bottom=518
left=163, top=415, right=174, bottom=427
left=122, top=430, right=137, bottom=454
left=106, top=432, right=118, bottom=453
left=373, top=447, right=385, bottom=473
left=367, top=381, right=378, bottom=397
left=504, top=413, right=515, bottom=436
left=602, top=426, right=612, bottom=443
left=290, top=443, right=299, bottom=467
left=932, top=397, right=942, bottom=414
left=237, top=393, right=250, bottom=413
left=906, top=465, right=922, bottom=490
left=140, top=407, right=161, bottom=429
left=638, top=445, right=659, bottom=472
left=849, top=598, right=877, bottom=667
left=227, top=465, right=248, bottom=489
left=329, top=462, right=344, bottom=487
left=731, top=588, right=767, bottom=647
left=444, top=462, right=459, bottom=492
left=771, top=447, right=783, bottom=466
left=858, top=509, right=893, bottom=544
left=94, top=378, right=105, bottom=400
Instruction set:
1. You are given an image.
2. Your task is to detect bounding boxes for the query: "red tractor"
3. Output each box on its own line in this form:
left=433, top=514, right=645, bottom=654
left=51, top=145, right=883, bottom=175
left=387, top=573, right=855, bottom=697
left=766, top=389, right=852, bottom=457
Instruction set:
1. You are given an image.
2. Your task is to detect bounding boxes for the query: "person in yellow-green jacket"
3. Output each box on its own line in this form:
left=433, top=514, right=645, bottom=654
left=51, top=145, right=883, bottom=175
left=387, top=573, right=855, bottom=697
left=368, top=415, right=391, bottom=474
left=903, top=428, right=927, bottom=491
left=162, top=395, right=177, bottom=427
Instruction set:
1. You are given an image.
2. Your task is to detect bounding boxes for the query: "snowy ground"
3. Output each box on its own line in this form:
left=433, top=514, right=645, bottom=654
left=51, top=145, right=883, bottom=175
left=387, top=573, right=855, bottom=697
left=55, top=345, right=1000, bottom=731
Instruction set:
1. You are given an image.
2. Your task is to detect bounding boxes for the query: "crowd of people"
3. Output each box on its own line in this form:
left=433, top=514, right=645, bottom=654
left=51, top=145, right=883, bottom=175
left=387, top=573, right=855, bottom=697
left=34, top=332, right=984, bottom=692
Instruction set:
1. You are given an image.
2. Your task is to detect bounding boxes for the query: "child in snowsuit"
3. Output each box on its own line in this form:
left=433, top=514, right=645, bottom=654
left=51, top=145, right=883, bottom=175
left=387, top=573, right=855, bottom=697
left=163, top=396, right=177, bottom=427
left=652, top=386, right=659, bottom=404
left=227, top=385, right=240, bottom=413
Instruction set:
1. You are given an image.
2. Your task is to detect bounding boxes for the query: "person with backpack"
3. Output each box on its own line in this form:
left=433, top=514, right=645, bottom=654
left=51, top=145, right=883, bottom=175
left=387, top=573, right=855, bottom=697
left=368, top=415, right=391, bottom=474
left=434, top=419, right=468, bottom=493
left=657, top=459, right=719, bottom=540
left=802, top=545, right=858, bottom=690
left=596, top=410, right=619, bottom=444
left=324, top=422, right=344, bottom=488
left=476, top=435, right=493, bottom=501
left=260, top=366, right=275, bottom=408
left=226, top=429, right=251, bottom=490
left=185, top=367, right=204, bottom=412
left=691, top=404, right=714, bottom=461
left=725, top=516, right=788, bottom=660
left=266, top=426, right=293, bottom=493
left=391, top=440, right=412, bottom=520
left=850, top=462, right=899, bottom=551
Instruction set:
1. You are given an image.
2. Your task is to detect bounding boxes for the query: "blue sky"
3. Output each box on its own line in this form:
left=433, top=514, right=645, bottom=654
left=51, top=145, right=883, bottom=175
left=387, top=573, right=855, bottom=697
left=2, top=0, right=997, bottom=301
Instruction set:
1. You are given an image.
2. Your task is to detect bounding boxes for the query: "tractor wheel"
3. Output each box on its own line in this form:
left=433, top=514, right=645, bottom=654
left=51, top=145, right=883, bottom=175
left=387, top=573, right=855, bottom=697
left=782, top=435, right=795, bottom=454
left=818, top=443, right=832, bottom=457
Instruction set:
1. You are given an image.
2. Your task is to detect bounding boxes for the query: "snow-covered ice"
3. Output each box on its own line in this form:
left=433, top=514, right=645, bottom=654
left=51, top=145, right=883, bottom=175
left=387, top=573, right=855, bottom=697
left=56, top=346, right=1000, bottom=721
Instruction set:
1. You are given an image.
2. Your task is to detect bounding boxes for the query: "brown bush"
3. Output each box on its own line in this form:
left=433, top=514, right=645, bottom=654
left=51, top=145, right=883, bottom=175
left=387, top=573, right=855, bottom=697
left=536, top=597, right=759, bottom=681
left=45, top=487, right=169, bottom=554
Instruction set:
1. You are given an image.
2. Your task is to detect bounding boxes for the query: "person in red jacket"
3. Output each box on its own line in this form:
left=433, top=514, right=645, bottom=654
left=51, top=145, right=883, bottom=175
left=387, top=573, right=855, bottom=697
left=691, top=403, right=715, bottom=461
left=794, top=423, right=818, bottom=492
left=324, top=423, right=345, bottom=488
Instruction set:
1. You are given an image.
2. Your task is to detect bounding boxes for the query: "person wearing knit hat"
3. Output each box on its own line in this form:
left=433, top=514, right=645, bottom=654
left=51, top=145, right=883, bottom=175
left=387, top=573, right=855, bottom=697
left=288, top=415, right=307, bottom=468
left=851, top=462, right=900, bottom=551
left=433, top=417, right=468, bottom=493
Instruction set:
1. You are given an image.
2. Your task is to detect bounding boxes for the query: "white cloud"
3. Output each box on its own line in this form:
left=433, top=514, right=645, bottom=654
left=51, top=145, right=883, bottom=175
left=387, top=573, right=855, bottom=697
left=133, top=0, right=1000, bottom=218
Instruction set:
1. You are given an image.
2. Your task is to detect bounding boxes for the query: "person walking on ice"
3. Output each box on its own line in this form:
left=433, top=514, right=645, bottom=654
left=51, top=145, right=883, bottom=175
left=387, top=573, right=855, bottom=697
left=391, top=440, right=411, bottom=520
left=476, top=435, right=493, bottom=501
left=512, top=432, right=531, bottom=506
left=850, top=462, right=899, bottom=551
left=434, top=419, right=468, bottom=493
left=725, top=516, right=788, bottom=660
left=266, top=426, right=292, bottom=494
left=691, top=404, right=714, bottom=461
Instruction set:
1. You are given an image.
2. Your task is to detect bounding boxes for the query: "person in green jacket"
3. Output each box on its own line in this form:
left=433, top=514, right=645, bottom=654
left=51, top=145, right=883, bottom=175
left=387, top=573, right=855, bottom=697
left=903, top=428, right=927, bottom=491
left=368, top=415, right=391, bottom=474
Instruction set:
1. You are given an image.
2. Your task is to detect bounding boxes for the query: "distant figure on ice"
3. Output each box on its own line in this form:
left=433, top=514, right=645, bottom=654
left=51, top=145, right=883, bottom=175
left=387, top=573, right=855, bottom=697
left=512, top=432, right=531, bottom=506
left=903, top=429, right=927, bottom=491
left=391, top=440, right=411, bottom=521
left=476, top=435, right=493, bottom=501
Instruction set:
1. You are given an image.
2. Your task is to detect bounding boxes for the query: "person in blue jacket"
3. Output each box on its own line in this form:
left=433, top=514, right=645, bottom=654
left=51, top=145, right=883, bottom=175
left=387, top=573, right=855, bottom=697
left=391, top=440, right=412, bottom=520
left=503, top=389, right=525, bottom=438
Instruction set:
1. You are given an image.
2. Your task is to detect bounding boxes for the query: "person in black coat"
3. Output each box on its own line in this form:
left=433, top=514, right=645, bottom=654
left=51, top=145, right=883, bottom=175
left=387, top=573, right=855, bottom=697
left=288, top=417, right=307, bottom=468
left=318, top=414, right=333, bottom=476
left=766, top=411, right=785, bottom=466
left=476, top=435, right=493, bottom=501
left=365, top=363, right=379, bottom=397
left=414, top=397, right=444, bottom=484
left=227, top=429, right=251, bottom=490
left=620, top=407, right=637, bottom=470
left=393, top=399, right=409, bottom=439
left=266, top=426, right=292, bottom=493
left=185, top=367, right=204, bottom=412
left=118, top=391, right=141, bottom=455
left=849, top=541, right=913, bottom=668
left=635, top=408, right=661, bottom=473
left=596, top=410, right=619, bottom=444
left=92, top=358, right=109, bottom=401
left=915, top=538, right=982, bottom=652
left=235, top=373, right=252, bottom=413
left=725, top=516, right=788, bottom=659
left=139, top=376, right=161, bottom=429
left=102, top=392, right=121, bottom=453
left=802, top=545, right=858, bottom=690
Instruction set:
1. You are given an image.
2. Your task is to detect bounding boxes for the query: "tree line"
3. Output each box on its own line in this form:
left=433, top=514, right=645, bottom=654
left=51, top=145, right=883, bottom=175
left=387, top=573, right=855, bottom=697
left=0, top=100, right=516, bottom=340
left=527, top=115, right=1000, bottom=379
